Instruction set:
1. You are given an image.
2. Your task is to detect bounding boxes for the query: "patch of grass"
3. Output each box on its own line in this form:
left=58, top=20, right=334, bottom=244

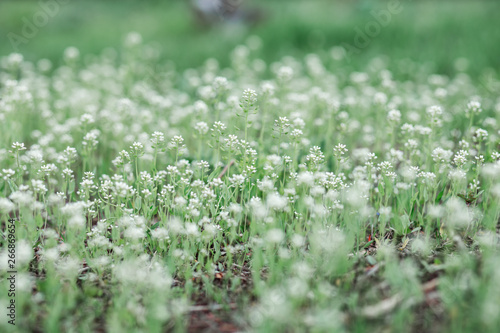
left=0, top=0, right=499, bottom=75
left=1, top=1, right=500, bottom=332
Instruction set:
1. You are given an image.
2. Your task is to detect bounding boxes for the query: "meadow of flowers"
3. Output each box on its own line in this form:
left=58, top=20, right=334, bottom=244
left=1, top=33, right=500, bottom=332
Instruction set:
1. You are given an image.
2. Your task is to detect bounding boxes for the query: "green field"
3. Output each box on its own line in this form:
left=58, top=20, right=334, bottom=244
left=1, top=0, right=500, bottom=332
left=1, top=0, right=500, bottom=75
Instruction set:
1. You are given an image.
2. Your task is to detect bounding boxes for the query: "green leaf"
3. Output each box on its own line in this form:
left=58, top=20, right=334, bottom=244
left=366, top=255, right=377, bottom=265
left=435, top=188, right=445, bottom=204
left=68, top=181, right=75, bottom=194
left=7, top=180, right=18, bottom=192
left=378, top=182, right=385, bottom=197
left=134, top=196, right=142, bottom=211
left=364, top=241, right=375, bottom=249
left=474, top=190, right=484, bottom=200
left=411, top=191, right=419, bottom=203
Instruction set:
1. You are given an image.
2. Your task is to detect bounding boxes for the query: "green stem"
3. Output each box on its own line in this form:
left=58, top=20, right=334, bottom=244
left=244, top=112, right=249, bottom=143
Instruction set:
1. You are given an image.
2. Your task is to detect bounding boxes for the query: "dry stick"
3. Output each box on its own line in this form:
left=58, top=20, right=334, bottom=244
left=189, top=303, right=238, bottom=313
left=217, top=160, right=235, bottom=179
left=206, top=159, right=236, bottom=194
left=359, top=278, right=441, bottom=319
left=360, top=294, right=404, bottom=319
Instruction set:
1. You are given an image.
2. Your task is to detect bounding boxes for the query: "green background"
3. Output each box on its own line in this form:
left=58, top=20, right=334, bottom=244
left=0, top=0, right=499, bottom=77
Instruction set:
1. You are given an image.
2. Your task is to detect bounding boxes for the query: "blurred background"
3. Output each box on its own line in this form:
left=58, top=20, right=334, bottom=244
left=0, top=0, right=499, bottom=77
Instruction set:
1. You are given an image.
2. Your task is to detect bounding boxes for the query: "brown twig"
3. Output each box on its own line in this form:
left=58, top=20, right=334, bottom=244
left=189, top=303, right=238, bottom=313
left=218, top=159, right=235, bottom=179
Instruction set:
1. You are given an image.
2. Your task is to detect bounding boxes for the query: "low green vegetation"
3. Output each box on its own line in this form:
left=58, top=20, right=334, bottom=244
left=1, top=1, right=500, bottom=332
left=1, top=0, right=500, bottom=75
